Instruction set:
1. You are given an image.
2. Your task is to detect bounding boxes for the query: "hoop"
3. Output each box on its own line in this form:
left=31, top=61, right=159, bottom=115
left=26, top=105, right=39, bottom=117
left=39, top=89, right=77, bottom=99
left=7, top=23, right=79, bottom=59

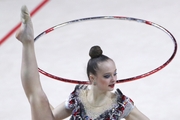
left=34, top=16, right=177, bottom=84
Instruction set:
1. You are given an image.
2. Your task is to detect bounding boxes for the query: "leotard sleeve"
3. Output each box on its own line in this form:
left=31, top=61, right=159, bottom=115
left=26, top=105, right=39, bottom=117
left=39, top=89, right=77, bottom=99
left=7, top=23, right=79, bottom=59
left=116, top=89, right=134, bottom=118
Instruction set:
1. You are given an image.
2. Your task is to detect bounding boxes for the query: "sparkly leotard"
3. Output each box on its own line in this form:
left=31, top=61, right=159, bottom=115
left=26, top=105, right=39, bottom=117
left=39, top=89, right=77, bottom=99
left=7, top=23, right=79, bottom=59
left=65, top=85, right=134, bottom=120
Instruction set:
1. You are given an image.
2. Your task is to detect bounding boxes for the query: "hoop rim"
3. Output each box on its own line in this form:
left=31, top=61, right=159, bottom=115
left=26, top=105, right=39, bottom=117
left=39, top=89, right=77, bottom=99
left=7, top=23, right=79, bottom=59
left=35, top=16, right=178, bottom=84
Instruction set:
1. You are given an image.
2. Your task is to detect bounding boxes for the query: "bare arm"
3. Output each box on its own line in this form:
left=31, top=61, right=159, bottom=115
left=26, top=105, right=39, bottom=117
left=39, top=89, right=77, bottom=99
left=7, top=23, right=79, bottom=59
left=53, top=101, right=72, bottom=120
left=125, top=106, right=150, bottom=120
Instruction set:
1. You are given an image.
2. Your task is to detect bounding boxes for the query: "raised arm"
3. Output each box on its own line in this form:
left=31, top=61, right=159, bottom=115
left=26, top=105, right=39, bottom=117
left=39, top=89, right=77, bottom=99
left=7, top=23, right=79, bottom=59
left=16, top=5, right=54, bottom=120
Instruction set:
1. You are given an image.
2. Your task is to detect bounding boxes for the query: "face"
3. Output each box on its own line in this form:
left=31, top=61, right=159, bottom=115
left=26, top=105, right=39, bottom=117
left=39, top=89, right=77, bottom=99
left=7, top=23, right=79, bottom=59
left=92, top=59, right=117, bottom=92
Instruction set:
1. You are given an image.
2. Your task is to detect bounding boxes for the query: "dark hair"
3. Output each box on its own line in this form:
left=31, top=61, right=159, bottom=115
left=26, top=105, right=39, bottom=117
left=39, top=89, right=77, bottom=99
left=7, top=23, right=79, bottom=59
left=87, top=46, right=110, bottom=79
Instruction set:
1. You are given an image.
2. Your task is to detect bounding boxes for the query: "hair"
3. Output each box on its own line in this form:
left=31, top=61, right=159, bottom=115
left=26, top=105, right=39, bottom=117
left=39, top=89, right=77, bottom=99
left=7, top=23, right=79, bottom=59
left=87, top=45, right=111, bottom=80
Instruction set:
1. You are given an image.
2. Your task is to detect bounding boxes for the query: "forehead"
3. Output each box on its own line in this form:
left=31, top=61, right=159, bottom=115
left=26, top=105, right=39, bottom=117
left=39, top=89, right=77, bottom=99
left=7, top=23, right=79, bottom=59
left=97, top=59, right=116, bottom=73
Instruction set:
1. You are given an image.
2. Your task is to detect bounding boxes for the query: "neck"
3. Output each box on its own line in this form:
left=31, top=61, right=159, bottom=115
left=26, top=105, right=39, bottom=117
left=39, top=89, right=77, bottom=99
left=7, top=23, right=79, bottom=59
left=87, top=86, right=111, bottom=107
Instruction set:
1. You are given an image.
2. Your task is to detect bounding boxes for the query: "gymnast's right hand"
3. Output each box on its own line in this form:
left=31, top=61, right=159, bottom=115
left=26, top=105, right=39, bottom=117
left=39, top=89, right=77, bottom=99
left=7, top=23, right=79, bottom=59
left=16, top=5, right=34, bottom=44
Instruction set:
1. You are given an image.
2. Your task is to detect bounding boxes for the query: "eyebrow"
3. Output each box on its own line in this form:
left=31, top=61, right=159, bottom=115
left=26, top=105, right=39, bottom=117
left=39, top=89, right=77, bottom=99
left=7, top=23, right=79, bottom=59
left=104, top=69, right=117, bottom=74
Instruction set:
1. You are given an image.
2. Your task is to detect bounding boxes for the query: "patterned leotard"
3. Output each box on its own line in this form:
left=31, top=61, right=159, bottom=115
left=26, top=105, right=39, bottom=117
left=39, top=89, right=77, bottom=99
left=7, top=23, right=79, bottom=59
left=65, top=85, right=134, bottom=120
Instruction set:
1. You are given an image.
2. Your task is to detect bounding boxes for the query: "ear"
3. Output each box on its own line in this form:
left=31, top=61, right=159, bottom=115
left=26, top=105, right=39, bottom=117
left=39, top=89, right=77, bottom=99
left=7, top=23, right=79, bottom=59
left=89, top=74, right=95, bottom=84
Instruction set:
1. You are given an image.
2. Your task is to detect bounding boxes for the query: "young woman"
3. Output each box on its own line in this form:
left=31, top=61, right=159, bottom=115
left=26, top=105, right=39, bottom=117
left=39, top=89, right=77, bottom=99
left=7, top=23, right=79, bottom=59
left=16, top=5, right=150, bottom=120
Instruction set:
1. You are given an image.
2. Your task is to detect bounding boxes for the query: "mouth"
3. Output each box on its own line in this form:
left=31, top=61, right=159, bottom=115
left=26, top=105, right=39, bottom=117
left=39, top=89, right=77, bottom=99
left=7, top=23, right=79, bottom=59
left=109, top=84, right=115, bottom=88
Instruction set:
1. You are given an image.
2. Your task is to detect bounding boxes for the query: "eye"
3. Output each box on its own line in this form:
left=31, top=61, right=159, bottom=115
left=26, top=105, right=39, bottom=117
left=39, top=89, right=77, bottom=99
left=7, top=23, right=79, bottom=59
left=114, top=73, right=117, bottom=76
left=104, top=75, right=110, bottom=78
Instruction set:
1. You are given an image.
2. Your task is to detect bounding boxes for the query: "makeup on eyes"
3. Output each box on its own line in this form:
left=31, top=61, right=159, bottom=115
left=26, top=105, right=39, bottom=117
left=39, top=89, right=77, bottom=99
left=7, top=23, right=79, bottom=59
left=103, top=70, right=117, bottom=79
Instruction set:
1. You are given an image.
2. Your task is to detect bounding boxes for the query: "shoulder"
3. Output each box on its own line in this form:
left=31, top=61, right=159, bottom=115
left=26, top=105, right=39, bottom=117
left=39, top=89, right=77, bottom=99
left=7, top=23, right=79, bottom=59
left=65, top=84, right=88, bottom=110
left=114, top=88, right=135, bottom=118
left=115, top=88, right=134, bottom=104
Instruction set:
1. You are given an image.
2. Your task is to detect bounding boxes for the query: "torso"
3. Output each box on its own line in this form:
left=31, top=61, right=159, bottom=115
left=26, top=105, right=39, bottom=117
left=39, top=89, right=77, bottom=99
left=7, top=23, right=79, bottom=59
left=66, top=85, right=134, bottom=120
left=79, top=89, right=117, bottom=119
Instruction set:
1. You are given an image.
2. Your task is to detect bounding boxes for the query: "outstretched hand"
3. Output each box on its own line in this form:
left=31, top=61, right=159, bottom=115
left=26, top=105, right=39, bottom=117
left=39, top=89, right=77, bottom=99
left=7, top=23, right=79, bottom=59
left=16, top=5, right=34, bottom=44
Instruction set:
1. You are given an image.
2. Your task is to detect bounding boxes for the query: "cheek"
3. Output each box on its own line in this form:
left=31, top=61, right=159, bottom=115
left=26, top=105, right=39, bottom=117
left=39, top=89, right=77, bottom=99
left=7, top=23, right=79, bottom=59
left=98, top=78, right=109, bottom=85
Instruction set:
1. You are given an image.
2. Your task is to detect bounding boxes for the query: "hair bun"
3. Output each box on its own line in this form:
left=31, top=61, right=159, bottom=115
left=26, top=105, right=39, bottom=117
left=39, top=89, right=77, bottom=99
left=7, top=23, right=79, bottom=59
left=89, top=46, right=103, bottom=58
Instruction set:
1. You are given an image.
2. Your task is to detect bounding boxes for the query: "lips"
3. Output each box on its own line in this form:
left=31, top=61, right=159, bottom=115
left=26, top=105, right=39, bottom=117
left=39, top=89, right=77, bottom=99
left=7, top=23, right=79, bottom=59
left=109, top=84, right=115, bottom=88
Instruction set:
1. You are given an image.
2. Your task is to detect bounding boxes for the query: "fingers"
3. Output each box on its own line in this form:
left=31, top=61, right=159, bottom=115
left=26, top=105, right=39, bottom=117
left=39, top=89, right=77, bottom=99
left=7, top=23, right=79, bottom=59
left=21, top=5, right=30, bottom=24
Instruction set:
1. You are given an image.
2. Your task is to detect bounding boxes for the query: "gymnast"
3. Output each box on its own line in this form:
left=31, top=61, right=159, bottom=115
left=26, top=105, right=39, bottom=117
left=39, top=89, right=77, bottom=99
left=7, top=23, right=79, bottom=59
left=16, top=5, right=150, bottom=120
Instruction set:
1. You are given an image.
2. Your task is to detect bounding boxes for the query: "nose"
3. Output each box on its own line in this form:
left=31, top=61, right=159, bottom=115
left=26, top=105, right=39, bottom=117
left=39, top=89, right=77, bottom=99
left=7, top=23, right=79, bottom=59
left=111, top=75, right=117, bottom=83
